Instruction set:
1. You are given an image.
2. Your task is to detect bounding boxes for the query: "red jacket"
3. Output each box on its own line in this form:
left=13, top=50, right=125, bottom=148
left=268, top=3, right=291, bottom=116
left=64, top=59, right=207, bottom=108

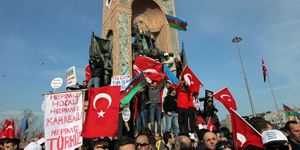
left=177, top=91, right=189, bottom=109
left=188, top=94, right=194, bottom=108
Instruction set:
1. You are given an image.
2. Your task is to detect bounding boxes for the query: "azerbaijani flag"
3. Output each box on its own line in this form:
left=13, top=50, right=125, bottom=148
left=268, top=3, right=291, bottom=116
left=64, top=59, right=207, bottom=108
left=120, top=72, right=146, bottom=105
left=166, top=15, right=187, bottom=31
left=283, top=103, right=300, bottom=120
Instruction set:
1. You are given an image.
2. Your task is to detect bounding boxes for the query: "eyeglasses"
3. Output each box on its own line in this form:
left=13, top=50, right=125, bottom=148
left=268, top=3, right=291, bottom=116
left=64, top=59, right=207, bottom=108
left=135, top=142, right=150, bottom=148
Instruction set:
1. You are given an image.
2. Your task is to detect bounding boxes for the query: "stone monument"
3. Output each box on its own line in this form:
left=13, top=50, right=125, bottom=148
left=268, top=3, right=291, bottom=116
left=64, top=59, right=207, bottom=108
left=101, top=0, right=180, bottom=76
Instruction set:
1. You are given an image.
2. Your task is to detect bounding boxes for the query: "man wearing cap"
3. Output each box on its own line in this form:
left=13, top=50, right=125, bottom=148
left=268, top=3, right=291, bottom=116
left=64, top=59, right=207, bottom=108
left=163, top=52, right=177, bottom=76
left=262, top=129, right=291, bottom=150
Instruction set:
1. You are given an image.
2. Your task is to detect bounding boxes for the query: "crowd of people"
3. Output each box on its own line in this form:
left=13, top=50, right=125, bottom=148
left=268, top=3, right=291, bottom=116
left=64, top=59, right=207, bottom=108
left=1, top=49, right=299, bottom=150
left=0, top=119, right=299, bottom=150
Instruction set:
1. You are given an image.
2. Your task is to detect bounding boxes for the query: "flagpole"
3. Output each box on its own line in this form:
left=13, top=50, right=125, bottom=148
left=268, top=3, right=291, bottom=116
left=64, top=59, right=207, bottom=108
left=266, top=73, right=283, bottom=126
left=232, top=37, right=256, bottom=117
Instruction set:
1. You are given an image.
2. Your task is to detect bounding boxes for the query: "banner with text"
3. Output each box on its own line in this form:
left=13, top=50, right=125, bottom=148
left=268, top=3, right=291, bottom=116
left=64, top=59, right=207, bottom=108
left=111, top=75, right=131, bottom=90
left=66, top=66, right=77, bottom=87
left=44, top=91, right=83, bottom=150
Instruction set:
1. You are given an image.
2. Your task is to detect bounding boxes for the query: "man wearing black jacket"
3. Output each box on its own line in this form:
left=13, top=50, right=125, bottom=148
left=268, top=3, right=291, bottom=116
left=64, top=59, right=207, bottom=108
left=87, top=56, right=103, bottom=88
left=163, top=87, right=179, bottom=136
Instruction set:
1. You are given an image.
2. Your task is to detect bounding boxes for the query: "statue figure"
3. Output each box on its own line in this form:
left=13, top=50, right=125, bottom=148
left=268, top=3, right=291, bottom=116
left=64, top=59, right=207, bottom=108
left=88, top=32, right=113, bottom=86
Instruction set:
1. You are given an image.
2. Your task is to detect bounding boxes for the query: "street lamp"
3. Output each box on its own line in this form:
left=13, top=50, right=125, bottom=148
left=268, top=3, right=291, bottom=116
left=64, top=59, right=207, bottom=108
left=232, top=36, right=256, bottom=117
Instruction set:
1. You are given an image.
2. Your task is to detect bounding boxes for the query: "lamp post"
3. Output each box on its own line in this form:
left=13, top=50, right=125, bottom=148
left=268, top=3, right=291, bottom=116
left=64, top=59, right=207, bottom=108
left=232, top=37, right=256, bottom=117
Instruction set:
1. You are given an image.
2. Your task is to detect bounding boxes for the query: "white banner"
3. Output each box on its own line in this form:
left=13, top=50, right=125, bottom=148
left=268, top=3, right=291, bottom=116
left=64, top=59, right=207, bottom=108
left=110, top=75, right=131, bottom=90
left=66, top=66, right=77, bottom=87
left=44, top=91, right=83, bottom=150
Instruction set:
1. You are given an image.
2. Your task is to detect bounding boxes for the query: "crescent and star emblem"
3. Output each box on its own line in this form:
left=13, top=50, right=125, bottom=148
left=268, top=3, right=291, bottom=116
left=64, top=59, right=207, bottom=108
left=237, top=133, right=246, bottom=146
left=6, top=125, right=13, bottom=129
left=184, top=73, right=193, bottom=85
left=220, top=94, right=231, bottom=101
left=143, top=69, right=158, bottom=73
left=93, top=93, right=112, bottom=118
left=133, top=65, right=141, bottom=74
left=209, top=125, right=216, bottom=131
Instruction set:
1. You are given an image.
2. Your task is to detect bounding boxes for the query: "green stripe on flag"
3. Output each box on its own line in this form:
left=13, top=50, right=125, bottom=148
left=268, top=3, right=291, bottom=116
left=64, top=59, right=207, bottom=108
left=169, top=23, right=186, bottom=31
left=284, top=110, right=298, bottom=118
left=121, top=80, right=146, bottom=105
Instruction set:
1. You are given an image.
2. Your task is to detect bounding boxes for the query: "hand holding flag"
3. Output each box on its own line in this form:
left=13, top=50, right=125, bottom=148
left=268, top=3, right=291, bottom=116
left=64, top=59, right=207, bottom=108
left=180, top=66, right=203, bottom=93
left=230, top=108, right=263, bottom=149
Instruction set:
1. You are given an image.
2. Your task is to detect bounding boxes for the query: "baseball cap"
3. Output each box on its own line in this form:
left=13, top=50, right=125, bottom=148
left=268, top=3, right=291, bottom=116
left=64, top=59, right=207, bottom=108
left=262, top=129, right=288, bottom=144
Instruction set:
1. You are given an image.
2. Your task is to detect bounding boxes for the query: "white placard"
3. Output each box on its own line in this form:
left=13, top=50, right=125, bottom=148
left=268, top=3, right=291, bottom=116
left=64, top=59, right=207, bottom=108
left=44, top=91, right=83, bottom=150
left=122, top=106, right=131, bottom=122
left=51, top=77, right=63, bottom=89
left=66, top=66, right=77, bottom=87
left=111, top=75, right=131, bottom=90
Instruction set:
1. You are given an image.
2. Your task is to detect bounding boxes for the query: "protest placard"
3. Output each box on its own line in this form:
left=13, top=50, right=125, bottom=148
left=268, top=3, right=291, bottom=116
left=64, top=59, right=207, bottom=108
left=110, top=75, right=131, bottom=90
left=66, top=66, right=77, bottom=87
left=44, top=91, right=83, bottom=150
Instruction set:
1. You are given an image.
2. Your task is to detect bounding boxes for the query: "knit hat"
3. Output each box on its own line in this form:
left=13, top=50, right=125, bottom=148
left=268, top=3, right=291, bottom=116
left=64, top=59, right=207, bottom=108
left=262, top=129, right=288, bottom=144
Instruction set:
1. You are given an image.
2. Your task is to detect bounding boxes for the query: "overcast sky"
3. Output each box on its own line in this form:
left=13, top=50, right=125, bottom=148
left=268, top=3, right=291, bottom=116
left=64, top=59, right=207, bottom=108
left=0, top=0, right=299, bottom=120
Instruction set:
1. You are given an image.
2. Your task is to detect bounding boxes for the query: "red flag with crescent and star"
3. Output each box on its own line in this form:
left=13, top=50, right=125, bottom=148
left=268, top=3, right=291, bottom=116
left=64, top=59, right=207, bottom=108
left=0, top=119, right=15, bottom=138
left=213, top=87, right=237, bottom=111
left=82, top=86, right=121, bottom=138
left=0, top=119, right=9, bottom=138
left=179, top=66, right=203, bottom=93
left=262, top=59, right=267, bottom=82
left=133, top=55, right=163, bottom=76
left=85, top=64, right=92, bottom=82
left=206, top=117, right=217, bottom=131
left=230, top=108, right=263, bottom=150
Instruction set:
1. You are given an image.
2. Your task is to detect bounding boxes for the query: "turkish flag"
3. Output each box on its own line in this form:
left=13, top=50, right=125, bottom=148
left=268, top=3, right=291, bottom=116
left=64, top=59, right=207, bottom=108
left=82, top=86, right=121, bottom=138
left=262, top=59, right=267, bottom=82
left=213, top=87, right=237, bottom=111
left=85, top=64, right=92, bottom=82
left=144, top=72, right=164, bottom=84
left=180, top=66, right=203, bottom=93
left=230, top=108, right=263, bottom=149
left=133, top=55, right=163, bottom=76
left=0, top=119, right=10, bottom=138
left=206, top=117, right=217, bottom=131
left=5, top=120, right=15, bottom=138
left=0, top=119, right=15, bottom=139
